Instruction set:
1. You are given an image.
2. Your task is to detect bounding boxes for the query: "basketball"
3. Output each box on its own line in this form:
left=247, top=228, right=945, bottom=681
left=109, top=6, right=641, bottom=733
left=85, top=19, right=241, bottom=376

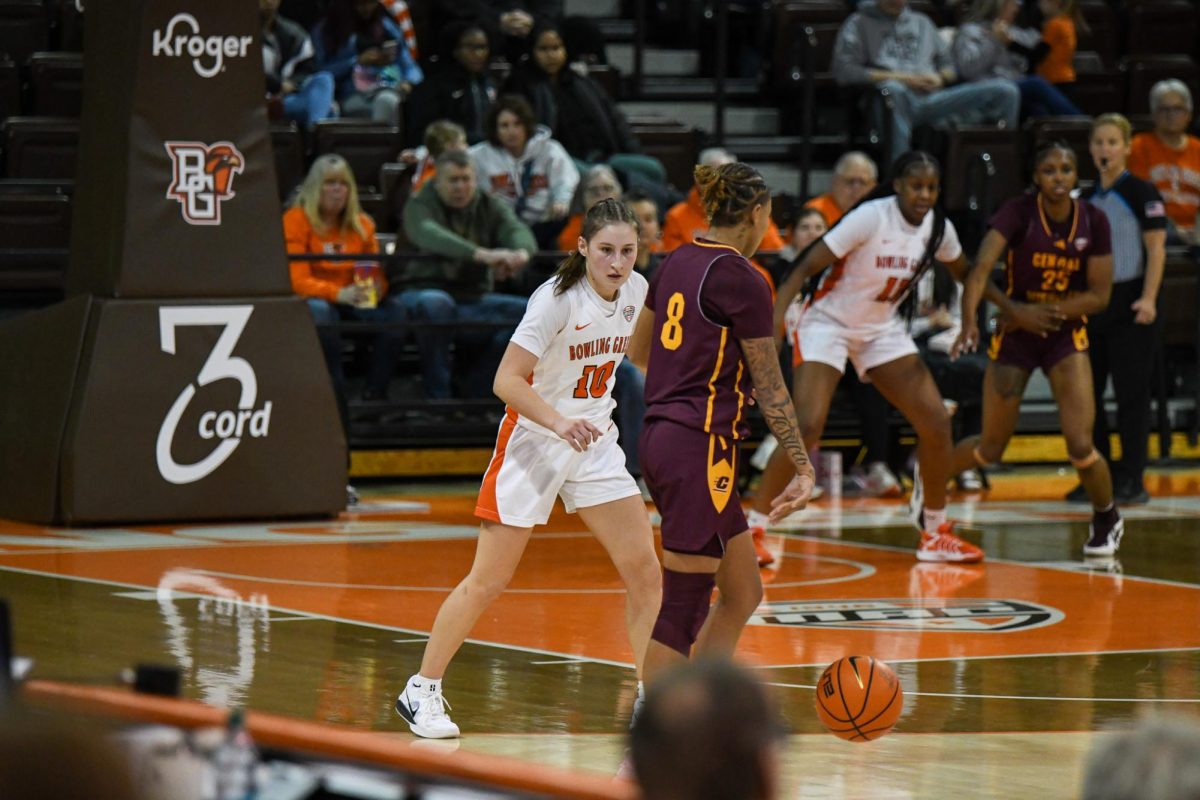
left=814, top=655, right=904, bottom=741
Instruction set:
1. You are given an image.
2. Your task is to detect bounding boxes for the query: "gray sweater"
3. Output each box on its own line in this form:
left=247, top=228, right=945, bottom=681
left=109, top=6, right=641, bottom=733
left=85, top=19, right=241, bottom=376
left=832, top=0, right=954, bottom=86
left=952, top=21, right=1042, bottom=82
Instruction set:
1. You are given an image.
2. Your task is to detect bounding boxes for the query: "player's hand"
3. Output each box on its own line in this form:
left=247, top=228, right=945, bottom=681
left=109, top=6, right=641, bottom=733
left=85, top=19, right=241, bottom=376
left=1132, top=296, right=1157, bottom=325
left=768, top=466, right=816, bottom=524
left=553, top=417, right=604, bottom=452
left=1006, top=302, right=1065, bottom=336
left=951, top=319, right=980, bottom=358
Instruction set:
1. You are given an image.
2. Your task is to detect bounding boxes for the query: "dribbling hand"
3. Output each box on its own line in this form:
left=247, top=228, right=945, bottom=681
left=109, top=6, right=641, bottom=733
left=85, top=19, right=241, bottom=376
left=951, top=320, right=980, bottom=358
left=768, top=466, right=816, bottom=525
left=553, top=417, right=604, bottom=452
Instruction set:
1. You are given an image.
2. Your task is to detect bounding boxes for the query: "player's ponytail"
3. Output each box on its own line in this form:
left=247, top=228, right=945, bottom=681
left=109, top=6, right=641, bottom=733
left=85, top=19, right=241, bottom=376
left=553, top=198, right=640, bottom=295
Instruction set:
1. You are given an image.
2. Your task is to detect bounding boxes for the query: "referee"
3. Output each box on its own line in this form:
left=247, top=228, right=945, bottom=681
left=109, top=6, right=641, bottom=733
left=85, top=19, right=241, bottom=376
left=1072, top=113, right=1168, bottom=505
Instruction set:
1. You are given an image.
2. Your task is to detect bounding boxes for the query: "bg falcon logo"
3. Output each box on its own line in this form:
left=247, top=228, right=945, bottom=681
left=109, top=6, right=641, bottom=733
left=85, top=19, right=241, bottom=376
left=165, top=141, right=244, bottom=225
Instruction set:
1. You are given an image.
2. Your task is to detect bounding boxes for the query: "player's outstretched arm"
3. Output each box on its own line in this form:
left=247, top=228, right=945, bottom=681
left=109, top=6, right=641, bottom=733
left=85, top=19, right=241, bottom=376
left=493, top=343, right=603, bottom=452
left=772, top=240, right=838, bottom=345
left=740, top=336, right=816, bottom=523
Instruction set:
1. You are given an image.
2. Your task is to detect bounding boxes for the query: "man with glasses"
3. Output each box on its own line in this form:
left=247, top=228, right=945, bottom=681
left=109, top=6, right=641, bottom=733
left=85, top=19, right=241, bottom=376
left=1130, top=79, right=1200, bottom=249
left=804, top=151, right=878, bottom=227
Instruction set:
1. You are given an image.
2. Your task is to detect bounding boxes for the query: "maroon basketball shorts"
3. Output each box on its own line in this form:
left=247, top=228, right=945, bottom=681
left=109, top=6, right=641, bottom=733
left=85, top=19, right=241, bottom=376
left=639, top=418, right=749, bottom=557
left=988, top=319, right=1088, bottom=374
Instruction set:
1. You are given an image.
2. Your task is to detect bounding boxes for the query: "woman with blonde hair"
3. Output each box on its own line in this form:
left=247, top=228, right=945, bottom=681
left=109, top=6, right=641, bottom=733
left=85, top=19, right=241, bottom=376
left=284, top=154, right=407, bottom=422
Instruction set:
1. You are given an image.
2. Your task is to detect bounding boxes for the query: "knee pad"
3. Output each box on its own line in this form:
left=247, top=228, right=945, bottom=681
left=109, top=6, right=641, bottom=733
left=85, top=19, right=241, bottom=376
left=1070, top=449, right=1100, bottom=470
left=651, top=569, right=716, bottom=657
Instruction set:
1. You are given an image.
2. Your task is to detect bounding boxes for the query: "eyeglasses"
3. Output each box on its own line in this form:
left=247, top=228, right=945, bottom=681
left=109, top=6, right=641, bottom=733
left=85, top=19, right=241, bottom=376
left=1155, top=105, right=1190, bottom=115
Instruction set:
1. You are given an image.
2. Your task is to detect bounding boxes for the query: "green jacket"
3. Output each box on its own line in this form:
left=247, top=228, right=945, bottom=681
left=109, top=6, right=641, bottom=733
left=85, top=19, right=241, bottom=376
left=401, top=186, right=538, bottom=302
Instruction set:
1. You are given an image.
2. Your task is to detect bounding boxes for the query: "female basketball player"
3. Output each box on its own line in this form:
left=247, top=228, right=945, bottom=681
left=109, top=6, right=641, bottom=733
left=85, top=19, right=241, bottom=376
left=770, top=151, right=984, bottom=563
left=950, top=141, right=1124, bottom=556
left=628, top=162, right=815, bottom=685
left=396, top=199, right=661, bottom=738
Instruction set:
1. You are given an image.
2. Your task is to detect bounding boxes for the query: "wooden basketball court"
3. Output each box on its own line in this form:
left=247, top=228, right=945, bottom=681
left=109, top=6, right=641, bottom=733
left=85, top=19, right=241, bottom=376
left=3, top=467, right=1200, bottom=798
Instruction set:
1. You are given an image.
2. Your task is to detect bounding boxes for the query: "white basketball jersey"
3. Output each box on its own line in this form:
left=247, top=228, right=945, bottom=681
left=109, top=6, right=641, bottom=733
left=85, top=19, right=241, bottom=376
left=508, top=271, right=648, bottom=438
left=811, top=196, right=962, bottom=328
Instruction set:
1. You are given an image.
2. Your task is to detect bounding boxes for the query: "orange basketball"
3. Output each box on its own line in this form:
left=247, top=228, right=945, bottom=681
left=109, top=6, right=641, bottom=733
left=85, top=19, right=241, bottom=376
left=814, top=655, right=904, bottom=741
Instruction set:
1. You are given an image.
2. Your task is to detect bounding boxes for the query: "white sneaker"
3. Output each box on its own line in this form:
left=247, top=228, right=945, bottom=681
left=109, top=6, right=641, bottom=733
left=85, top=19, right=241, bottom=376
left=864, top=462, right=902, bottom=497
left=908, top=463, right=924, bottom=532
left=395, top=678, right=460, bottom=739
left=958, top=469, right=983, bottom=492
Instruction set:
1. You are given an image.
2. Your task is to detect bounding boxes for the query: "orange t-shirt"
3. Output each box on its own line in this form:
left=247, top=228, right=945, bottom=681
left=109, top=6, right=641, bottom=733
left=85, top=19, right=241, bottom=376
left=283, top=206, right=381, bottom=302
left=804, top=193, right=845, bottom=226
left=660, top=187, right=785, bottom=254
left=1129, top=132, right=1200, bottom=230
left=556, top=214, right=583, bottom=251
left=1037, top=16, right=1076, bottom=84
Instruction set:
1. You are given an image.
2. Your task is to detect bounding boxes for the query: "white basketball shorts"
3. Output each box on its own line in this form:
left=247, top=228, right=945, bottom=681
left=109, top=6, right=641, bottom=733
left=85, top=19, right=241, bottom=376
left=790, top=304, right=918, bottom=381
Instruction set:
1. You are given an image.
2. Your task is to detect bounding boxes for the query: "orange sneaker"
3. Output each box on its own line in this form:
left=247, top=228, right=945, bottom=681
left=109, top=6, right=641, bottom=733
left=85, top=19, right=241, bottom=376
left=750, top=526, right=775, bottom=567
left=916, top=523, right=984, bottom=563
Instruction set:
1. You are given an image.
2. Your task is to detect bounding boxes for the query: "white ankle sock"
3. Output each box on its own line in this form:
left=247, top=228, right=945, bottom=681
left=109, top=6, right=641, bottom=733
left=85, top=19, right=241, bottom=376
left=924, top=508, right=947, bottom=534
left=747, top=509, right=769, bottom=529
left=413, top=674, right=441, bottom=691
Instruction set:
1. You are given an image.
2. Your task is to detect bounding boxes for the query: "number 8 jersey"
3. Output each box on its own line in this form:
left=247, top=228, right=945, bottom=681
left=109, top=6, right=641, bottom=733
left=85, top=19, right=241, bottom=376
left=508, top=271, right=648, bottom=438
left=811, top=196, right=962, bottom=328
left=643, top=239, right=774, bottom=440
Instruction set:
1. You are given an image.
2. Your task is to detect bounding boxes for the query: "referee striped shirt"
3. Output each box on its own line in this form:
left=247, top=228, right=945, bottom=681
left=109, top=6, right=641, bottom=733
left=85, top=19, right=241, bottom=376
left=1082, top=171, right=1167, bottom=284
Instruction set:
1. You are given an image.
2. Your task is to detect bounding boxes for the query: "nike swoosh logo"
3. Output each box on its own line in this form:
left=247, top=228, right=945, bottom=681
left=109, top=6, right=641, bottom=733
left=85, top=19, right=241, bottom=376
left=575, top=323, right=592, bottom=330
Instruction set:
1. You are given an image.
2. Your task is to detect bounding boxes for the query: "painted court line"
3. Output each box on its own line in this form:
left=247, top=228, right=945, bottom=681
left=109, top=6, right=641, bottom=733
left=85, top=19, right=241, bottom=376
left=766, top=680, right=1200, bottom=703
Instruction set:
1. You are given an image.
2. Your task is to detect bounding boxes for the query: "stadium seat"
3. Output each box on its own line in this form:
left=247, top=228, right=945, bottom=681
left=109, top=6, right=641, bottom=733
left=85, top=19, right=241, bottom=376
left=1069, top=51, right=1124, bottom=117
left=378, top=161, right=413, bottom=237
left=1127, top=1, right=1197, bottom=59
left=626, top=120, right=699, bottom=189
left=0, top=0, right=48, bottom=67
left=1123, top=55, right=1200, bottom=117
left=587, top=64, right=620, bottom=100
left=313, top=120, right=403, bottom=194
left=269, top=122, right=305, bottom=202
left=56, top=0, right=83, bottom=51
left=941, top=127, right=1024, bottom=216
left=770, top=2, right=845, bottom=92
left=1, top=116, right=79, bottom=179
left=1077, top=0, right=1118, bottom=68
left=29, top=52, right=83, bottom=117
left=0, top=191, right=70, bottom=292
left=1024, top=116, right=1097, bottom=182
left=0, top=57, right=17, bottom=124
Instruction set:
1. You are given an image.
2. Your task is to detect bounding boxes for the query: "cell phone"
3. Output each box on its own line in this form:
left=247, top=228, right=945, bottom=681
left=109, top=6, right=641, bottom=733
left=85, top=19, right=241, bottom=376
left=382, top=40, right=399, bottom=59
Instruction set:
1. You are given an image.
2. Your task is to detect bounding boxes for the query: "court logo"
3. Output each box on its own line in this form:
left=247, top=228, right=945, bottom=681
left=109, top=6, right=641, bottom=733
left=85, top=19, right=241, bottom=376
left=151, top=13, right=254, bottom=79
left=165, top=141, right=244, bottom=225
left=749, top=598, right=1064, bottom=633
left=156, top=306, right=273, bottom=485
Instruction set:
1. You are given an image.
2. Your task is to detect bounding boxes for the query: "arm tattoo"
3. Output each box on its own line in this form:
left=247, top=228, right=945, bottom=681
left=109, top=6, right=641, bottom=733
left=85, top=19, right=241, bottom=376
left=741, top=337, right=811, bottom=473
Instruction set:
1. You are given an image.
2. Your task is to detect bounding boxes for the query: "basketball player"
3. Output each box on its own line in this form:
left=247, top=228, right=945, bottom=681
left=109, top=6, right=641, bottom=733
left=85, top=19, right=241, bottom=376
left=628, top=162, right=815, bottom=685
left=950, top=141, right=1123, bottom=556
left=771, top=151, right=984, bottom=563
left=395, top=199, right=661, bottom=738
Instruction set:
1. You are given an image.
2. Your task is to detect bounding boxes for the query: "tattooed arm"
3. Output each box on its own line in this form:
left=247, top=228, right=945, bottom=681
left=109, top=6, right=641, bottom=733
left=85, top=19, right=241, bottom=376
left=740, top=336, right=816, bottom=522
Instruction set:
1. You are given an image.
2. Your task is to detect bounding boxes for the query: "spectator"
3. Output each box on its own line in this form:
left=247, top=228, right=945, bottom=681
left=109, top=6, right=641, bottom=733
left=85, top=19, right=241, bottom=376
left=1081, top=716, right=1200, bottom=800
left=400, top=150, right=536, bottom=399
left=400, top=120, right=468, bottom=194
left=503, top=20, right=667, bottom=187
left=630, top=658, right=784, bottom=800
left=1034, top=0, right=1081, bottom=91
left=1073, top=113, right=1168, bottom=506
left=260, top=0, right=336, bottom=130
left=627, top=190, right=665, bottom=269
left=284, top=155, right=408, bottom=417
left=805, top=151, right=878, bottom=226
left=470, top=94, right=580, bottom=248
left=832, top=0, right=1020, bottom=164
left=405, top=22, right=497, bottom=147
left=557, top=164, right=623, bottom=250
left=1129, top=79, right=1200, bottom=248
left=953, top=0, right=1082, bottom=119
left=429, top=1, right=564, bottom=63
left=0, top=714, right=148, bottom=800
left=661, top=148, right=786, bottom=256
left=312, top=0, right=424, bottom=128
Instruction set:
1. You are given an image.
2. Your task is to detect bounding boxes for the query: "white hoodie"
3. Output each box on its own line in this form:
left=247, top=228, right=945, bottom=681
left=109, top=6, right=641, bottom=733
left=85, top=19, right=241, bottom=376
left=469, top=124, right=580, bottom=226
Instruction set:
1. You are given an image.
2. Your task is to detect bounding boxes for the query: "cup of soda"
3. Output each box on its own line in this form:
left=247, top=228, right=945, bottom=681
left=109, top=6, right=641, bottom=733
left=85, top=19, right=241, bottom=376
left=353, top=262, right=379, bottom=309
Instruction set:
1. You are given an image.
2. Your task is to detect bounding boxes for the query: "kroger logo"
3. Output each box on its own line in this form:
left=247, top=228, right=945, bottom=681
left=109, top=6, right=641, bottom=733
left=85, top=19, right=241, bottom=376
left=151, top=13, right=253, bottom=79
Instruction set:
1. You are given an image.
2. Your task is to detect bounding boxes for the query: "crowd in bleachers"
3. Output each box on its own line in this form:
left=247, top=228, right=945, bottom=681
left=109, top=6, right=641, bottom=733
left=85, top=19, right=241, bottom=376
left=0, top=0, right=1197, bottom=471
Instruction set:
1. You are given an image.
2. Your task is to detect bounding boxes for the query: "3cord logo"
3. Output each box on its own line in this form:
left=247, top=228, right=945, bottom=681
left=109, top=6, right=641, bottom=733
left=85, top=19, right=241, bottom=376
left=151, top=13, right=253, bottom=79
left=165, top=141, right=244, bottom=225
left=156, top=307, right=273, bottom=485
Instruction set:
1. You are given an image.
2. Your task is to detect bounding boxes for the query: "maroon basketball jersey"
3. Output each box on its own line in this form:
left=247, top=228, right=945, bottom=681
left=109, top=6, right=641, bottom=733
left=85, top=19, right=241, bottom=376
left=643, top=240, right=774, bottom=440
left=988, top=193, right=1112, bottom=309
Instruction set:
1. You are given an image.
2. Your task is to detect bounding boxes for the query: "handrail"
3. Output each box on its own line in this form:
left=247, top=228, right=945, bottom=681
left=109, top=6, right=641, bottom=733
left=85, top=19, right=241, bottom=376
left=714, top=0, right=728, bottom=144
left=21, top=679, right=635, bottom=800
left=799, top=24, right=817, bottom=199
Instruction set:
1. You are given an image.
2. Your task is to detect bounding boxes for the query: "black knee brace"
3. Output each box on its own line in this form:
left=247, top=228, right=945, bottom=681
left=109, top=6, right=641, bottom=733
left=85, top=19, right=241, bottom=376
left=650, top=569, right=716, bottom=656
